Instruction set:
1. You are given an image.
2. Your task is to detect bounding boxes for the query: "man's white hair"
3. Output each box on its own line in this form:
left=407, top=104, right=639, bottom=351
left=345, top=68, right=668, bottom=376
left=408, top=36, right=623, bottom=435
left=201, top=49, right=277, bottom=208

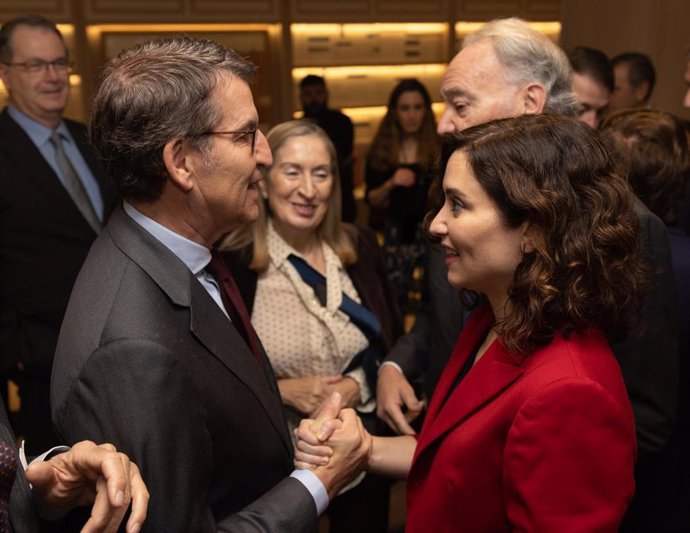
left=464, top=17, right=577, bottom=116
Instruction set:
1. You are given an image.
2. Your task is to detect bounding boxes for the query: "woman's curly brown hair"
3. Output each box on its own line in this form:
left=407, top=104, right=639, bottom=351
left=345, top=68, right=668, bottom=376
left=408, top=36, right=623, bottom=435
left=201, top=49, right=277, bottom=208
left=426, top=114, right=649, bottom=355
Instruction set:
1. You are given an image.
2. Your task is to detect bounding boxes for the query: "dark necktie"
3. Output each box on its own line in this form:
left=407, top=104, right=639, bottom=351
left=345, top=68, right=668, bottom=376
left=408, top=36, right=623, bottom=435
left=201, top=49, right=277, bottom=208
left=0, top=442, right=16, bottom=533
left=205, top=250, right=263, bottom=368
left=49, top=130, right=102, bottom=234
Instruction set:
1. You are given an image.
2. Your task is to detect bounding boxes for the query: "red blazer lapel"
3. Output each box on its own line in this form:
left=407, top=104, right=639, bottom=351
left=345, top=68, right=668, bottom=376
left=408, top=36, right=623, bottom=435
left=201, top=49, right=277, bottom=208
left=414, top=304, right=525, bottom=460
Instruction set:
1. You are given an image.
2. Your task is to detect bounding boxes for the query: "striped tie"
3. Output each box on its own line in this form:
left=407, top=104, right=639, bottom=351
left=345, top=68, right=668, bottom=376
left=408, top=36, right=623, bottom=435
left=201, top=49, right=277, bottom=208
left=50, top=130, right=101, bottom=234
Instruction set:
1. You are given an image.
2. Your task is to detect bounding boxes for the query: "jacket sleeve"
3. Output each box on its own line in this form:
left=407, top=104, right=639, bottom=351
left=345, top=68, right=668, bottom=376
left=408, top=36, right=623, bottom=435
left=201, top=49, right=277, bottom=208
left=504, top=379, right=636, bottom=533
left=384, top=243, right=465, bottom=381
left=53, top=339, right=317, bottom=533
left=612, top=204, right=679, bottom=455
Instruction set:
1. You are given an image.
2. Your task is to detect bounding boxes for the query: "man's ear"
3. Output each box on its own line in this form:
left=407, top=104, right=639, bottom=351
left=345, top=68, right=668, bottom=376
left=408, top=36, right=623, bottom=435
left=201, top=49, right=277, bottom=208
left=523, top=82, right=547, bottom=115
left=634, top=81, right=650, bottom=104
left=162, top=138, right=195, bottom=192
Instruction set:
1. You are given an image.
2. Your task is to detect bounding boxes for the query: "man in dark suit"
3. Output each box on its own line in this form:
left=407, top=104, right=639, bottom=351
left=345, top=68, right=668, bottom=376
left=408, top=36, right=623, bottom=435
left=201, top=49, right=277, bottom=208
left=300, top=75, right=356, bottom=222
left=50, top=36, right=368, bottom=532
left=0, top=15, right=116, bottom=454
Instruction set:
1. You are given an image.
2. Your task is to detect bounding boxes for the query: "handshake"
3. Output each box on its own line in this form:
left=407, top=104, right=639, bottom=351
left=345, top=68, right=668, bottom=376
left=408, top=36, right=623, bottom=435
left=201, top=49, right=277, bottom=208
left=292, top=391, right=373, bottom=499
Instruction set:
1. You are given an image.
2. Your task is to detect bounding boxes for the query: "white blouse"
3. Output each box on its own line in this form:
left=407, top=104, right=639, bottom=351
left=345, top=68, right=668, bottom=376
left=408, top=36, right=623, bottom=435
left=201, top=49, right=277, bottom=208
left=252, top=222, right=375, bottom=430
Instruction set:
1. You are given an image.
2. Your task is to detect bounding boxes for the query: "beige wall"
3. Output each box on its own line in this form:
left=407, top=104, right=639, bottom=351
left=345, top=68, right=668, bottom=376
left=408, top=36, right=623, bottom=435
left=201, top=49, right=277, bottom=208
left=561, top=0, right=690, bottom=119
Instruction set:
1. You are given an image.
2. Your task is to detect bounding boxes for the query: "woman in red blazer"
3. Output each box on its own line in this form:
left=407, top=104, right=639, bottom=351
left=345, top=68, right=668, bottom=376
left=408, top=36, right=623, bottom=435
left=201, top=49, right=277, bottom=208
left=296, top=114, right=648, bottom=532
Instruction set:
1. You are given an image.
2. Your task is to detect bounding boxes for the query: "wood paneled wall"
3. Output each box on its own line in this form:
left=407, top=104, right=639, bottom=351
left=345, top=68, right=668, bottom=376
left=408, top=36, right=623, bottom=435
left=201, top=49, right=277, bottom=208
left=1, top=0, right=563, bottom=125
left=561, top=0, right=690, bottom=119
left=6, top=0, right=688, bottom=119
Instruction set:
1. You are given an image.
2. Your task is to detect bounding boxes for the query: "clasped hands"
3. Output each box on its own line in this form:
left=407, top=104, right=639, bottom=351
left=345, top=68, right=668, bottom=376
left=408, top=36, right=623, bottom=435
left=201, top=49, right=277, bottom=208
left=292, top=392, right=372, bottom=498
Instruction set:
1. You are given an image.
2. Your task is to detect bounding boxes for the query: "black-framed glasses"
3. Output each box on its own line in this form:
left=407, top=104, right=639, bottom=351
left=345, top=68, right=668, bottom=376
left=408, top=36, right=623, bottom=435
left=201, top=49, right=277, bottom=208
left=2, top=58, right=72, bottom=76
left=196, top=129, right=257, bottom=153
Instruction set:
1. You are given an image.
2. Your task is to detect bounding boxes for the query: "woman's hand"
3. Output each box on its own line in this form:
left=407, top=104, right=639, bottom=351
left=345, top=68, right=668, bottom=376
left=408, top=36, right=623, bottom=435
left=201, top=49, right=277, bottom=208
left=329, top=376, right=361, bottom=411
left=391, top=167, right=416, bottom=188
left=277, top=375, right=344, bottom=416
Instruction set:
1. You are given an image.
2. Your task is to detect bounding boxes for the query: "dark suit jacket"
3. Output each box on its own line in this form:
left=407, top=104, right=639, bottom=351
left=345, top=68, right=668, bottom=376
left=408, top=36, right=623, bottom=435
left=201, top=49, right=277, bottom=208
left=614, top=199, right=679, bottom=455
left=222, top=224, right=403, bottom=358
left=407, top=304, right=636, bottom=533
left=0, top=107, right=116, bottom=377
left=50, top=207, right=317, bottom=532
left=384, top=242, right=466, bottom=400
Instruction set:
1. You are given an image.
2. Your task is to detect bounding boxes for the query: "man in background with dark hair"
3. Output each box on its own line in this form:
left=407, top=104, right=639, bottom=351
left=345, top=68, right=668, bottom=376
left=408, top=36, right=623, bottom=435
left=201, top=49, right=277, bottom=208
left=609, top=51, right=656, bottom=112
left=0, top=15, right=116, bottom=454
left=567, top=46, right=614, bottom=128
left=299, top=74, right=356, bottom=222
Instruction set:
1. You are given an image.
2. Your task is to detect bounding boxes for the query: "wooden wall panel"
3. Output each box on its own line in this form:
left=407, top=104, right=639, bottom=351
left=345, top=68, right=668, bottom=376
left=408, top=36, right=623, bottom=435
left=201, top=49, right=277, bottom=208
left=291, top=0, right=374, bottom=22
left=82, top=0, right=280, bottom=22
left=291, top=0, right=448, bottom=22
left=190, top=0, right=281, bottom=21
left=522, top=0, right=562, bottom=20
left=456, top=0, right=522, bottom=21
left=377, top=0, right=449, bottom=21
left=84, top=0, right=184, bottom=22
left=561, top=0, right=690, bottom=119
left=455, top=0, right=560, bottom=21
left=1, top=0, right=71, bottom=21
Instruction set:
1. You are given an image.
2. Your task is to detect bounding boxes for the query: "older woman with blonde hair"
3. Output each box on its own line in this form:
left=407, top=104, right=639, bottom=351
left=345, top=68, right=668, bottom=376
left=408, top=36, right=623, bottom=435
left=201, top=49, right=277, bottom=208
left=220, top=119, right=402, bottom=533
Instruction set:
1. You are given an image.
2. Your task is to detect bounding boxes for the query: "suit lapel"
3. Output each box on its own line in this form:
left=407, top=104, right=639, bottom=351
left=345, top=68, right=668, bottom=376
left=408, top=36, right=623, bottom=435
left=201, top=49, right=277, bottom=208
left=0, top=109, right=100, bottom=238
left=108, top=207, right=293, bottom=455
left=0, top=110, right=74, bottom=202
left=414, top=305, right=525, bottom=460
left=189, top=282, right=293, bottom=455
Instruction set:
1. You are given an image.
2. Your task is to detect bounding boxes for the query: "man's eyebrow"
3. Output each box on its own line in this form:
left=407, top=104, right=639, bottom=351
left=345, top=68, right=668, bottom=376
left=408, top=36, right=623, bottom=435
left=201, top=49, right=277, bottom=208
left=441, top=87, right=474, bottom=102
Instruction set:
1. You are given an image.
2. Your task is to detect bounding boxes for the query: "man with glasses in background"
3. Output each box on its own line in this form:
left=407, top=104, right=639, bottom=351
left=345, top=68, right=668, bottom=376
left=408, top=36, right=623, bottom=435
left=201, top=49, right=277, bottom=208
left=0, top=15, right=116, bottom=454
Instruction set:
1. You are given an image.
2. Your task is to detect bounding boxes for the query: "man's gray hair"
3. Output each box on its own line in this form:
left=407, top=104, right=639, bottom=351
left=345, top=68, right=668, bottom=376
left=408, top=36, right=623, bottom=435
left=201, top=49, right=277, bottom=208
left=90, top=36, right=256, bottom=202
left=464, top=18, right=577, bottom=117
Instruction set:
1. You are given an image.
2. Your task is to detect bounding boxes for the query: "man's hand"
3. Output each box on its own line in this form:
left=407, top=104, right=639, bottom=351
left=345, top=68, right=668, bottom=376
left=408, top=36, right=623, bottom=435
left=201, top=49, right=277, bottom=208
left=295, top=409, right=371, bottom=499
left=25, top=440, right=149, bottom=533
left=376, top=364, right=425, bottom=435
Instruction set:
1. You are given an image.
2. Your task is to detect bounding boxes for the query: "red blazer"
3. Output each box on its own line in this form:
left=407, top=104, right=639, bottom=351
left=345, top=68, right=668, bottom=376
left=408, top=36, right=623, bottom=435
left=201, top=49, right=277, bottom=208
left=406, top=304, right=636, bottom=533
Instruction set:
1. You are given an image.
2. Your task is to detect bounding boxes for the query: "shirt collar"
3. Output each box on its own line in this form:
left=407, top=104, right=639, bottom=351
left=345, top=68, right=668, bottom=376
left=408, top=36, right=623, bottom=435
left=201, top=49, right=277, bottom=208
left=266, top=219, right=342, bottom=273
left=123, top=201, right=211, bottom=275
left=267, top=220, right=295, bottom=267
left=7, top=104, right=70, bottom=146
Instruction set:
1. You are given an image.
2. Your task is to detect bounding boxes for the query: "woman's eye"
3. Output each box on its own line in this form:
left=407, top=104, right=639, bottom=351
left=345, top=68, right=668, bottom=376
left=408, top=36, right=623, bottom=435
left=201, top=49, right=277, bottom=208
left=451, top=198, right=464, bottom=214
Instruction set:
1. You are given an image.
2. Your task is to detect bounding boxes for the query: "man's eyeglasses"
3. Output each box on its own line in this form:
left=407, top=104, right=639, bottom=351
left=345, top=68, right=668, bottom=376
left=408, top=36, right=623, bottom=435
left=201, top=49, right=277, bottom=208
left=2, top=58, right=72, bottom=76
left=196, top=129, right=257, bottom=153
